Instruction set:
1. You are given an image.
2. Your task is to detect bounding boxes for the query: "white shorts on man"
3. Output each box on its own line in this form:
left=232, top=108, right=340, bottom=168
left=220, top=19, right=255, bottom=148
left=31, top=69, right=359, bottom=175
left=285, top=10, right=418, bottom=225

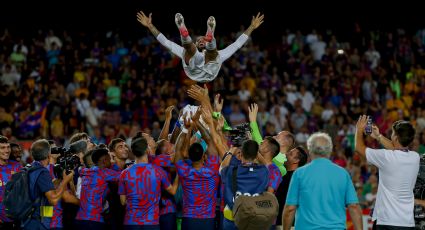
left=156, top=33, right=248, bottom=82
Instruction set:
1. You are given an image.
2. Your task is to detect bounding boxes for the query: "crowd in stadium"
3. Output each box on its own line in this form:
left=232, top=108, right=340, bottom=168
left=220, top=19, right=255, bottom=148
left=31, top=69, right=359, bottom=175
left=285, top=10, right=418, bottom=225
left=0, top=19, right=425, bottom=229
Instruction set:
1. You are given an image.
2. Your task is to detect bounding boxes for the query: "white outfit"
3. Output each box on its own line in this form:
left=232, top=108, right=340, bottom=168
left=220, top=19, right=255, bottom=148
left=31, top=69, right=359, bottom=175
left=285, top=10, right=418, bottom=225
left=366, top=148, right=419, bottom=227
left=156, top=33, right=249, bottom=82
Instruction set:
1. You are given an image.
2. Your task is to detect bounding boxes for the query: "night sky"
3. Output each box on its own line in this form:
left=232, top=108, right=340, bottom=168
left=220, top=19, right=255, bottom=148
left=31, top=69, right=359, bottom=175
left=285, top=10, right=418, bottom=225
left=1, top=0, right=424, bottom=41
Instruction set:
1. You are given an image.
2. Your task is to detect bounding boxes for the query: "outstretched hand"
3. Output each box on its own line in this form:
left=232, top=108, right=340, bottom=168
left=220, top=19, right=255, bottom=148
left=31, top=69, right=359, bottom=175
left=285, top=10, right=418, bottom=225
left=191, top=107, right=202, bottom=123
left=356, top=115, right=369, bottom=134
left=137, top=11, right=152, bottom=27
left=187, top=84, right=209, bottom=103
left=214, top=94, right=223, bottom=113
left=250, top=12, right=264, bottom=29
left=165, top=105, right=174, bottom=121
left=248, top=103, right=258, bottom=122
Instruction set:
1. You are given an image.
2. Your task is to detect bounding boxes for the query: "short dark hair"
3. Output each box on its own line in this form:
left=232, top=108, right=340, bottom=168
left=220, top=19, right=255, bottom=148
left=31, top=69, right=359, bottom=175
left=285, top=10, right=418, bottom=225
left=0, top=135, right=8, bottom=144
left=70, top=132, right=89, bottom=144
left=133, top=131, right=143, bottom=140
left=91, top=148, right=109, bottom=165
left=188, top=143, right=204, bottom=162
left=96, top=143, right=107, bottom=149
left=392, top=120, right=415, bottom=147
left=265, top=136, right=280, bottom=158
left=31, top=139, right=50, bottom=161
left=10, top=142, right=20, bottom=149
left=131, top=137, right=148, bottom=158
left=295, top=146, right=308, bottom=167
left=242, top=140, right=259, bottom=161
left=47, top=140, right=55, bottom=146
left=108, top=138, right=125, bottom=151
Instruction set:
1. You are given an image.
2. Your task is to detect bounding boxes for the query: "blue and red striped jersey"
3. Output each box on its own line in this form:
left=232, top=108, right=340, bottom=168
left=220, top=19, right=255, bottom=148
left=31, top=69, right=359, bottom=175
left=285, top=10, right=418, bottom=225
left=152, top=154, right=177, bottom=215
left=176, top=155, right=220, bottom=218
left=118, top=163, right=171, bottom=225
left=268, top=163, right=282, bottom=193
left=76, top=167, right=120, bottom=222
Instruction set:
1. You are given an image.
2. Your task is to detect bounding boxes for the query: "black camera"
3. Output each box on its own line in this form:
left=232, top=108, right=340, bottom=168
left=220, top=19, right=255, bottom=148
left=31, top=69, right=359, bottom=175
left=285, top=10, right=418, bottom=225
left=52, top=146, right=81, bottom=179
left=228, top=123, right=251, bottom=147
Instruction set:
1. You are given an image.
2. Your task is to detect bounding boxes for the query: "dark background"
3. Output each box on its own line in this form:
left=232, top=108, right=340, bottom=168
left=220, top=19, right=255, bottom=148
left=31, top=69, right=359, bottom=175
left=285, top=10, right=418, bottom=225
left=1, top=0, right=424, bottom=41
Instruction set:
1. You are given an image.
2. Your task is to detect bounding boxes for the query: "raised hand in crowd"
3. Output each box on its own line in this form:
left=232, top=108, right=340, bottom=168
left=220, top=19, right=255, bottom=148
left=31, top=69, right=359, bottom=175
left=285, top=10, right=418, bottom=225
left=214, top=94, right=224, bottom=113
left=159, top=105, right=175, bottom=140
left=248, top=103, right=258, bottom=123
left=187, top=84, right=213, bottom=112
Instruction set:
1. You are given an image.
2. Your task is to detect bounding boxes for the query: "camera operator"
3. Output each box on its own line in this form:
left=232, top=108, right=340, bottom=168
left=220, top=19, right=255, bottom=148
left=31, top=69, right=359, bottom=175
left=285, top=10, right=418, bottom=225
left=23, top=139, right=74, bottom=230
left=355, top=116, right=419, bottom=229
left=50, top=167, right=80, bottom=230
left=50, top=140, right=87, bottom=230
left=220, top=140, right=270, bottom=229
left=75, top=148, right=120, bottom=229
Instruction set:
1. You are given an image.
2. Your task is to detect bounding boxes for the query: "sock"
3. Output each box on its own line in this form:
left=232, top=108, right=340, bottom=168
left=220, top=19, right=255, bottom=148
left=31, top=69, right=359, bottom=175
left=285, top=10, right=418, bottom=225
left=181, top=34, right=192, bottom=45
left=206, top=37, right=216, bottom=50
left=205, top=29, right=214, bottom=42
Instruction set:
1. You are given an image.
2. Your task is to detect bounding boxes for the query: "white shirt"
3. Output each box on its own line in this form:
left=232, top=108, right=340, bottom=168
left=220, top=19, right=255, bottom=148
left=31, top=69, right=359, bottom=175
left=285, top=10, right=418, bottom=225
left=366, top=148, right=420, bottom=227
left=157, top=33, right=249, bottom=82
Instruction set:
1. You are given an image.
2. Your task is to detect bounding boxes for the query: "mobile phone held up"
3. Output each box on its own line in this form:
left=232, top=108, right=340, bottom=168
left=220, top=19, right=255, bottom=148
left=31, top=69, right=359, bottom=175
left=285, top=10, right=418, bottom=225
left=365, top=117, right=373, bottom=135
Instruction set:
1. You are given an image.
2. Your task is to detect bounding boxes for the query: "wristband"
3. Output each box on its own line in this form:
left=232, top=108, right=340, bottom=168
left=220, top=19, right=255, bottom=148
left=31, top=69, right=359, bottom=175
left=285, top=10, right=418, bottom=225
left=222, top=152, right=232, bottom=161
left=181, top=128, right=189, bottom=134
left=212, top=112, right=221, bottom=119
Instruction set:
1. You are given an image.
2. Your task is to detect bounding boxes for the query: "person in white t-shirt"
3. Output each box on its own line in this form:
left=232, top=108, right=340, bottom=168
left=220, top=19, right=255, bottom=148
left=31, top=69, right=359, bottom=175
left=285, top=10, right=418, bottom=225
left=136, top=10, right=264, bottom=83
left=355, top=116, right=419, bottom=229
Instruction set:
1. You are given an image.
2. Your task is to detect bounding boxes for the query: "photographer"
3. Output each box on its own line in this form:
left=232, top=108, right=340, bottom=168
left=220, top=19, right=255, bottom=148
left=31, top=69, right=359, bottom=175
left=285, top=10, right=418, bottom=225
left=355, top=116, right=419, bottom=229
left=220, top=140, right=269, bottom=229
left=50, top=169, right=80, bottom=230
left=24, top=139, right=74, bottom=230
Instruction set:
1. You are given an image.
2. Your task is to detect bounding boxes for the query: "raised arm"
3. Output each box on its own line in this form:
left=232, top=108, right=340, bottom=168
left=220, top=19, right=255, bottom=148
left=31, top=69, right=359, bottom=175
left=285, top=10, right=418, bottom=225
left=201, top=106, right=227, bottom=159
left=218, top=12, right=264, bottom=61
left=213, top=94, right=223, bottom=114
left=173, top=115, right=192, bottom=163
left=244, top=12, right=264, bottom=36
left=159, top=105, right=174, bottom=141
left=136, top=11, right=161, bottom=37
left=192, top=107, right=218, bottom=156
left=370, top=124, right=395, bottom=150
left=137, top=10, right=184, bottom=58
left=187, top=84, right=214, bottom=113
left=248, top=103, right=263, bottom=144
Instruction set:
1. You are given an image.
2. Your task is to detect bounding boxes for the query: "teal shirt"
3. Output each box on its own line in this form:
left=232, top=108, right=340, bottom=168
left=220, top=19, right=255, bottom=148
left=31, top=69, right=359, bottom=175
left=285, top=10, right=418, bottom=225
left=286, top=158, right=358, bottom=229
left=250, top=121, right=287, bottom=176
